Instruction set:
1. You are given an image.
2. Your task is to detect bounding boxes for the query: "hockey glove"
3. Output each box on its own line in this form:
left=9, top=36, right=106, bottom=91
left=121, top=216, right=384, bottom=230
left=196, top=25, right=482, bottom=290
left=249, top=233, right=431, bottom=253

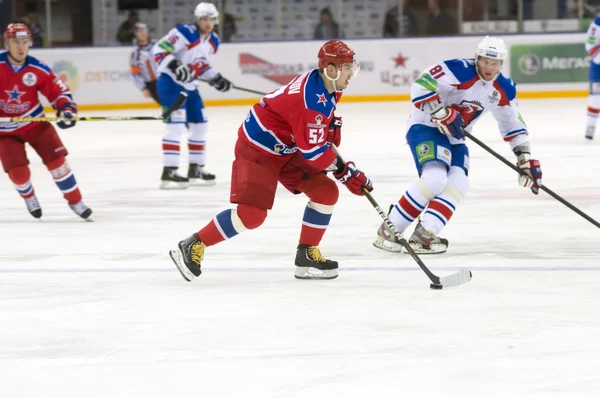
left=432, top=107, right=465, bottom=140
left=327, top=116, right=342, bottom=147
left=517, top=153, right=543, bottom=195
left=334, top=161, right=373, bottom=196
left=56, top=102, right=77, bottom=129
left=167, top=59, right=193, bottom=83
left=208, top=73, right=232, bottom=92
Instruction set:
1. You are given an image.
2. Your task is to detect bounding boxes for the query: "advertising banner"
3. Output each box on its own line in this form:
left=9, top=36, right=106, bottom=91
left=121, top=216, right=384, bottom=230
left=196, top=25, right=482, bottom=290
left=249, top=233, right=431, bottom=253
left=509, top=43, right=590, bottom=84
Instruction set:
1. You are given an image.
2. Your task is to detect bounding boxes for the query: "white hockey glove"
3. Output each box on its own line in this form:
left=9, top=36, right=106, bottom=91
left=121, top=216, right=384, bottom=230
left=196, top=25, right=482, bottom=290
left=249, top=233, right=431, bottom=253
left=515, top=145, right=543, bottom=195
left=432, top=107, right=465, bottom=140
left=167, top=59, right=194, bottom=83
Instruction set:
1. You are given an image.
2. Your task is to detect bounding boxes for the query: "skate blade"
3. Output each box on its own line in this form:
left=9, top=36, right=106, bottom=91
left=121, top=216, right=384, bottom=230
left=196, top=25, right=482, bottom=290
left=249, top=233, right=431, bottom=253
left=372, top=236, right=403, bottom=253
left=294, top=266, right=338, bottom=280
left=160, top=181, right=189, bottom=190
left=169, top=249, right=195, bottom=282
left=189, top=178, right=216, bottom=187
left=406, top=242, right=447, bottom=255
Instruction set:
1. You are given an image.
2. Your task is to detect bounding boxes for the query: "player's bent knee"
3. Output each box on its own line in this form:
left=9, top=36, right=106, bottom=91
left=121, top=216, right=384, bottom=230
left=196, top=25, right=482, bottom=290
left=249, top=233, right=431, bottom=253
left=446, top=166, right=469, bottom=202
left=8, top=165, right=31, bottom=185
left=419, top=162, right=449, bottom=198
left=237, top=203, right=267, bottom=230
left=298, top=173, right=339, bottom=205
left=46, top=156, right=70, bottom=178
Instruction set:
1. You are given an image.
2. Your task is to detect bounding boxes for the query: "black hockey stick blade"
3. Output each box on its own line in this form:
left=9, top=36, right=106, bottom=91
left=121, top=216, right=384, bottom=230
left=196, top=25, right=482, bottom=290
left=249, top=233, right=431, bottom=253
left=463, top=130, right=600, bottom=229
left=161, top=91, right=188, bottom=120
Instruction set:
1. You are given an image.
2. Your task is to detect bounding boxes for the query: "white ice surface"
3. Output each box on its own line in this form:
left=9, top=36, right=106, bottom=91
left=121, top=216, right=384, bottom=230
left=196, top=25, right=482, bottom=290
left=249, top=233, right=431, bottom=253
left=1, top=99, right=599, bottom=397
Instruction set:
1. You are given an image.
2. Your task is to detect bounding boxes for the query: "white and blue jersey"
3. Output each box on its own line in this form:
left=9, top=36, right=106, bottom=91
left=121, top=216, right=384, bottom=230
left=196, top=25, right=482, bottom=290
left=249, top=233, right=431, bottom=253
left=152, top=24, right=221, bottom=123
left=152, top=24, right=220, bottom=90
left=407, top=58, right=529, bottom=174
left=585, top=16, right=600, bottom=82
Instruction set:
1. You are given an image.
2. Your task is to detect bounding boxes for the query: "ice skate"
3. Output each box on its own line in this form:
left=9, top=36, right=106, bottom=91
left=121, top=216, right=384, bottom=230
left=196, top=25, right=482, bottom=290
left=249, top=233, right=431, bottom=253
left=586, top=125, right=595, bottom=140
left=169, top=233, right=205, bottom=281
left=160, top=166, right=189, bottom=189
left=69, top=201, right=93, bottom=220
left=24, top=195, right=42, bottom=219
left=188, top=163, right=216, bottom=186
left=373, top=220, right=404, bottom=252
left=408, top=222, right=448, bottom=254
left=294, top=244, right=338, bottom=280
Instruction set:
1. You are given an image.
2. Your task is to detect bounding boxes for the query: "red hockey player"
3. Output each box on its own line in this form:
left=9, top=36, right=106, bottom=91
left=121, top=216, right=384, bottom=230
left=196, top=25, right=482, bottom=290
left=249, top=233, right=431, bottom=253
left=169, top=40, right=372, bottom=281
left=0, top=23, right=91, bottom=219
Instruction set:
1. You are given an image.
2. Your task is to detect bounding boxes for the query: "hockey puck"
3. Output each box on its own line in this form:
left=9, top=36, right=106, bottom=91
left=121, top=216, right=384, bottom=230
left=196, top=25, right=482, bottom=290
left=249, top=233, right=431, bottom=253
left=430, top=283, right=443, bottom=290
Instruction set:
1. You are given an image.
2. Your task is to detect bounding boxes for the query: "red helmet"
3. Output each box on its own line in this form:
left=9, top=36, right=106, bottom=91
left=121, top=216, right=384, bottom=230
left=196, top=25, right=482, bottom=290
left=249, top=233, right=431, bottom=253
left=3, top=23, right=31, bottom=41
left=318, top=40, right=356, bottom=69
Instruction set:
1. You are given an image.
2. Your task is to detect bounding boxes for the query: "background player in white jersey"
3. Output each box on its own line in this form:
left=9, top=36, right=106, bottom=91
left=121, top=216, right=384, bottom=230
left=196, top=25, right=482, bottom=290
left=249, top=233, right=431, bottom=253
left=152, top=2, right=232, bottom=189
left=585, top=15, right=600, bottom=140
left=130, top=22, right=159, bottom=104
left=373, top=36, right=543, bottom=254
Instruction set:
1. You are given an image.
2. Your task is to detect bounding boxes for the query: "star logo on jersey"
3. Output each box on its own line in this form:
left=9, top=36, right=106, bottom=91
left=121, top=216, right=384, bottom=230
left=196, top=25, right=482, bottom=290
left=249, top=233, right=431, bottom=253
left=392, top=54, right=408, bottom=68
left=5, top=85, right=25, bottom=104
left=316, top=93, right=327, bottom=107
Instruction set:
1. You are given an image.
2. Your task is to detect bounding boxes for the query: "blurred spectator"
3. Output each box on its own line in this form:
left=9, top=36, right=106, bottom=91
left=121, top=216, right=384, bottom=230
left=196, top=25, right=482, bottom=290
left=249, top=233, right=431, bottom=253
left=426, top=0, right=456, bottom=36
left=21, top=12, right=44, bottom=47
left=313, top=7, right=341, bottom=39
left=221, top=11, right=237, bottom=42
left=116, top=10, right=139, bottom=44
left=383, top=2, right=417, bottom=37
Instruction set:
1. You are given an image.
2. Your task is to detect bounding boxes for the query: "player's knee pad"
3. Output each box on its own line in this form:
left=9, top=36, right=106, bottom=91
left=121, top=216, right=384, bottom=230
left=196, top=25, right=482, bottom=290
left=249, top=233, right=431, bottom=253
left=589, top=90, right=600, bottom=109
left=237, top=203, right=268, bottom=230
left=590, top=81, right=600, bottom=96
left=188, top=122, right=208, bottom=140
left=8, top=165, right=31, bottom=185
left=46, top=157, right=71, bottom=178
left=419, top=161, right=448, bottom=199
left=163, top=123, right=186, bottom=141
left=298, top=173, right=339, bottom=205
left=445, top=166, right=469, bottom=202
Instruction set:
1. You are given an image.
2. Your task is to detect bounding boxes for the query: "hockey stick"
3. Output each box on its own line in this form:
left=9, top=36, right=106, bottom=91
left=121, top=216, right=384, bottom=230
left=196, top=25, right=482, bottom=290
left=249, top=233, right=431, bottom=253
left=331, top=144, right=472, bottom=289
left=464, top=131, right=600, bottom=229
left=0, top=92, right=188, bottom=123
left=195, top=79, right=267, bottom=96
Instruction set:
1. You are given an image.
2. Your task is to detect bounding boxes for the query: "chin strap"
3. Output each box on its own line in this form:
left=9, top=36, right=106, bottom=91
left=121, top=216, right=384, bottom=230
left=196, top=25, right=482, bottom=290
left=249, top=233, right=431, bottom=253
left=323, top=68, right=341, bottom=92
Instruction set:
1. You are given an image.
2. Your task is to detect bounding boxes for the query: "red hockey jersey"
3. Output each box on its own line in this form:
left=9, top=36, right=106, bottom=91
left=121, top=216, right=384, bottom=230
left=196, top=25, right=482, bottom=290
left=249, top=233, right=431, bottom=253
left=0, top=51, right=73, bottom=135
left=239, top=69, right=342, bottom=171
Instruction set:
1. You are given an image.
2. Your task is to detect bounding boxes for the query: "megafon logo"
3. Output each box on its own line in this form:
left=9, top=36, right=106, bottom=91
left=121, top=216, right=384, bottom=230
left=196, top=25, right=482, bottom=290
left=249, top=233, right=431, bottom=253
left=239, top=53, right=308, bottom=85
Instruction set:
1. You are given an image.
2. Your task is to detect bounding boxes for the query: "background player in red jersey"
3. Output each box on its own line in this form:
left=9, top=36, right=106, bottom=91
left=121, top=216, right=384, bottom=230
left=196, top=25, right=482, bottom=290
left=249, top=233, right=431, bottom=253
left=169, top=40, right=372, bottom=281
left=0, top=24, right=91, bottom=219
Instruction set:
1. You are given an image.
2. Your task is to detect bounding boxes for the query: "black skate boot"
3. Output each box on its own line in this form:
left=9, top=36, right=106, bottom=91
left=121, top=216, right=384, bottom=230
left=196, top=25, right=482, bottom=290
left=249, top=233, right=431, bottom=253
left=586, top=126, right=595, bottom=140
left=294, top=244, right=338, bottom=280
left=188, top=163, right=216, bottom=186
left=24, top=195, right=42, bottom=219
left=408, top=221, right=449, bottom=254
left=69, top=201, right=93, bottom=220
left=160, top=167, right=189, bottom=190
left=169, top=233, right=206, bottom=281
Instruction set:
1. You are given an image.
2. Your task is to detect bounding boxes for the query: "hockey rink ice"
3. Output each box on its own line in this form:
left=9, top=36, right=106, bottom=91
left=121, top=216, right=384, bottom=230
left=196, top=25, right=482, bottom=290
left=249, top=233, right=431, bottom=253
left=1, top=98, right=599, bottom=397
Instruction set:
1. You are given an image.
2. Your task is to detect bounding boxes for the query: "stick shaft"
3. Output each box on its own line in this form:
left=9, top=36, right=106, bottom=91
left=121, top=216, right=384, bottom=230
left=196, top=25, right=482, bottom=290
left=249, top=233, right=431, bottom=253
left=464, top=131, right=600, bottom=229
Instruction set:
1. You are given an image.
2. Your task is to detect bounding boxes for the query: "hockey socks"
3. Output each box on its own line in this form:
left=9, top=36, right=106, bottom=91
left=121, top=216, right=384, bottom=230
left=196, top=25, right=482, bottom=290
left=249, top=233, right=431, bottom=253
left=299, top=201, right=334, bottom=246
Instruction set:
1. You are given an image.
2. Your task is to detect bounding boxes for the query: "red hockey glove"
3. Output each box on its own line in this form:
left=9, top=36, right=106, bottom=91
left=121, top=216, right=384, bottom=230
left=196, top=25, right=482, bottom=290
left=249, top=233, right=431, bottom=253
left=517, top=154, right=543, bottom=195
left=432, top=106, right=465, bottom=139
left=334, top=161, right=373, bottom=196
left=327, top=116, right=342, bottom=147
